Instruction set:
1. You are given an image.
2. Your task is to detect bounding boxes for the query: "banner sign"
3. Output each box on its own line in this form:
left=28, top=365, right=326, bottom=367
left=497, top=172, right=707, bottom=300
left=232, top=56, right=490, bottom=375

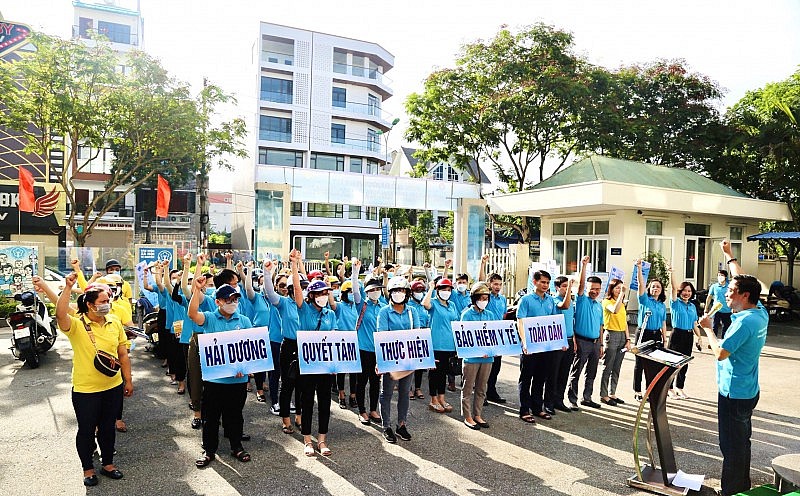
left=0, top=244, right=40, bottom=296
left=519, top=314, right=568, bottom=354
left=197, top=326, right=273, bottom=380
left=381, top=217, right=390, bottom=249
left=297, top=331, right=361, bottom=374
left=629, top=262, right=651, bottom=291
left=136, top=244, right=174, bottom=270
left=606, top=266, right=625, bottom=293
left=451, top=320, right=522, bottom=358
left=374, top=328, right=435, bottom=374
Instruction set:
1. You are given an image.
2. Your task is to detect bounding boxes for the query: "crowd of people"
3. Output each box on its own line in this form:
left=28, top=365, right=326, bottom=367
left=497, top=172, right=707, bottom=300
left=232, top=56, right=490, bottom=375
left=27, top=240, right=767, bottom=496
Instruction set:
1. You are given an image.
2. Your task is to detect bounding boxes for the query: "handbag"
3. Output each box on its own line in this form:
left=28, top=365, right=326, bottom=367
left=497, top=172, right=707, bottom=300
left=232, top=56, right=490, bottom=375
left=448, top=356, right=463, bottom=376
left=82, top=317, right=121, bottom=377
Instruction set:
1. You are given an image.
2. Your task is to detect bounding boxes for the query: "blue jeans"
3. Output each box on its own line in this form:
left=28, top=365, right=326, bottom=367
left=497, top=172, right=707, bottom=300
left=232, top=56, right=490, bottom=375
left=379, top=373, right=413, bottom=429
left=718, top=392, right=759, bottom=496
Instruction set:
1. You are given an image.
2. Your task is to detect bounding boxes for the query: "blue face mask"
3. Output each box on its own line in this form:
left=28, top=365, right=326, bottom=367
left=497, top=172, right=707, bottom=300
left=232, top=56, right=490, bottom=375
left=205, top=287, right=215, bottom=297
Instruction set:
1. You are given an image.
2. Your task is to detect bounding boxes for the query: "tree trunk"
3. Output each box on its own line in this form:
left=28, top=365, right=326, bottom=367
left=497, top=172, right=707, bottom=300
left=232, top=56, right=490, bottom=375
left=198, top=166, right=209, bottom=250
left=788, top=241, right=797, bottom=288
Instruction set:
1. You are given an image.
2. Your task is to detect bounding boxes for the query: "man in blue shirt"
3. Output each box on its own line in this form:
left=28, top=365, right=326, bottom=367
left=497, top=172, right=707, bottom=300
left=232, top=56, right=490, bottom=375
left=705, top=269, right=732, bottom=338
left=516, top=270, right=557, bottom=423
left=552, top=276, right=575, bottom=413
left=567, top=256, right=604, bottom=410
left=485, top=272, right=508, bottom=404
left=189, top=279, right=253, bottom=469
left=700, top=241, right=767, bottom=496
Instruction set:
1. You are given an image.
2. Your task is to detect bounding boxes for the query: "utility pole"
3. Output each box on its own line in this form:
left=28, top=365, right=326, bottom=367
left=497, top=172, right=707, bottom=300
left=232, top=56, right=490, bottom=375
left=197, top=77, right=209, bottom=251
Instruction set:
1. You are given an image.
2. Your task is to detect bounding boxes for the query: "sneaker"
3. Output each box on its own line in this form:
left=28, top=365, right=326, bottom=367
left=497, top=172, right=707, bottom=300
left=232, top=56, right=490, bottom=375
left=339, top=398, right=347, bottom=409
left=676, top=389, right=688, bottom=399
left=383, top=428, right=397, bottom=444
left=256, top=394, right=267, bottom=403
left=270, top=404, right=280, bottom=416
left=348, top=397, right=357, bottom=408
left=396, top=425, right=411, bottom=441
left=289, top=403, right=297, bottom=414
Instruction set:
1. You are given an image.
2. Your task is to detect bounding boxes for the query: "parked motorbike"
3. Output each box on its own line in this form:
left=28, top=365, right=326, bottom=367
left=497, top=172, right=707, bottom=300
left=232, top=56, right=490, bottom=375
left=7, top=290, right=57, bottom=369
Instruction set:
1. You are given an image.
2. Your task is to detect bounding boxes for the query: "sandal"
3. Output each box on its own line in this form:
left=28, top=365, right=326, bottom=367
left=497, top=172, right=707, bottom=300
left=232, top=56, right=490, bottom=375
left=416, top=390, right=425, bottom=399
left=339, top=398, right=347, bottom=409
left=442, top=402, right=454, bottom=413
left=281, top=425, right=294, bottom=434
left=519, top=414, right=537, bottom=424
left=115, top=421, right=127, bottom=433
left=231, top=449, right=251, bottom=462
left=318, top=442, right=332, bottom=457
left=195, top=452, right=214, bottom=468
left=177, top=388, right=186, bottom=395
left=304, top=442, right=315, bottom=457
left=536, top=411, right=552, bottom=420
left=256, top=394, right=266, bottom=403
left=359, top=414, right=371, bottom=425
left=428, top=403, right=444, bottom=413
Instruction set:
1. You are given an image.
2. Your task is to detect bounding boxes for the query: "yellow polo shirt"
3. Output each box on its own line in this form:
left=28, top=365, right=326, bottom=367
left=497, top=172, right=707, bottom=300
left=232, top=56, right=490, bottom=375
left=59, top=314, right=126, bottom=393
left=602, top=298, right=628, bottom=332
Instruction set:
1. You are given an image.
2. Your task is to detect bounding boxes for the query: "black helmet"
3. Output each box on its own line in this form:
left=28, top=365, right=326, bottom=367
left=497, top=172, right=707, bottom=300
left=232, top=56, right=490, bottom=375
left=105, top=259, right=122, bottom=270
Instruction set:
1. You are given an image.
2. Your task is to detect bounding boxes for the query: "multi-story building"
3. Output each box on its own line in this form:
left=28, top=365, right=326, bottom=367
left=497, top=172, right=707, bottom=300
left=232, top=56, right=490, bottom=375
left=247, top=22, right=395, bottom=262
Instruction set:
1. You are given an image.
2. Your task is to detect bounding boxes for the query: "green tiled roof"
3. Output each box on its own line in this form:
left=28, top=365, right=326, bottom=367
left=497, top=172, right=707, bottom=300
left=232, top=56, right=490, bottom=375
left=531, top=155, right=748, bottom=198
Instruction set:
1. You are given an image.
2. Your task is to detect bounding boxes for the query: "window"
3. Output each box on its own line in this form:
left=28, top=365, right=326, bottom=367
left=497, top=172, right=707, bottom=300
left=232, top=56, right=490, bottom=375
left=307, top=203, right=343, bottom=218
left=433, top=165, right=443, bottom=181
left=448, top=166, right=459, bottom=182
left=348, top=205, right=361, bottom=219
left=646, top=220, right=663, bottom=236
left=368, top=60, right=379, bottom=80
left=685, top=223, right=710, bottom=236
left=259, top=115, right=292, bottom=142
left=332, top=87, right=346, bottom=108
left=290, top=202, right=302, bottom=216
left=77, top=145, right=114, bottom=174
left=293, top=236, right=344, bottom=261
left=366, top=160, right=378, bottom=175
left=331, top=124, right=345, bottom=144
left=260, top=77, right=293, bottom=104
left=551, top=220, right=609, bottom=274
left=351, top=238, right=375, bottom=261
left=566, top=221, right=592, bottom=236
left=367, top=129, right=379, bottom=152
left=367, top=94, right=380, bottom=116
left=349, top=157, right=362, bottom=173
left=258, top=148, right=302, bottom=167
left=553, top=222, right=565, bottom=235
left=366, top=207, right=378, bottom=221
left=97, top=21, right=132, bottom=44
left=730, top=226, right=744, bottom=261
left=78, top=17, right=93, bottom=38
left=262, top=37, right=294, bottom=65
left=352, top=55, right=365, bottom=77
left=333, top=49, right=347, bottom=74
left=594, top=221, right=609, bottom=235
left=311, top=153, right=344, bottom=171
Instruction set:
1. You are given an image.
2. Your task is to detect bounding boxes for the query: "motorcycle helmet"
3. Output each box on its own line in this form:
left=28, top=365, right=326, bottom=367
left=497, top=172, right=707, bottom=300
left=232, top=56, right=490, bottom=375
left=105, top=259, right=122, bottom=271
left=387, top=277, right=410, bottom=292
left=307, top=270, right=324, bottom=281
left=436, top=278, right=453, bottom=289
left=307, top=280, right=331, bottom=294
left=341, top=280, right=354, bottom=293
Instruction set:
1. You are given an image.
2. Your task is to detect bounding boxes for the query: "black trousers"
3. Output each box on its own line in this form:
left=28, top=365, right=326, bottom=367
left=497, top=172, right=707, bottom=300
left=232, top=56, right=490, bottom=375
left=429, top=350, right=455, bottom=396
left=714, top=312, right=732, bottom=339
left=171, top=336, right=187, bottom=382
left=72, top=384, right=123, bottom=470
left=201, top=381, right=246, bottom=456
left=718, top=392, right=759, bottom=496
left=414, top=369, right=425, bottom=390
left=279, top=338, right=302, bottom=418
left=337, top=373, right=357, bottom=394
left=518, top=351, right=555, bottom=415
left=668, top=329, right=694, bottom=389
left=267, top=341, right=282, bottom=404
left=356, top=350, right=380, bottom=414
left=553, top=340, right=576, bottom=407
left=633, top=330, right=663, bottom=393
left=300, top=374, right=333, bottom=435
left=486, top=355, right=503, bottom=399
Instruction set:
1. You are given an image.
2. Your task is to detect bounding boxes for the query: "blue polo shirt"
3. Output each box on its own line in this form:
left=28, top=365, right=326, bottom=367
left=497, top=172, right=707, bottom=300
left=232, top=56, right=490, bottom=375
left=236, top=283, right=255, bottom=321
left=709, top=282, right=732, bottom=313
left=638, top=294, right=667, bottom=331
left=181, top=290, right=216, bottom=344
left=670, top=298, right=698, bottom=330
left=574, top=292, right=603, bottom=339
left=408, top=299, right=430, bottom=328
left=553, top=294, right=575, bottom=338
left=429, top=298, right=459, bottom=351
left=199, top=309, right=253, bottom=384
left=487, top=293, right=508, bottom=320
left=158, top=287, right=174, bottom=331
left=335, top=300, right=359, bottom=331
left=451, top=290, right=471, bottom=315
left=267, top=299, right=282, bottom=343
left=717, top=306, right=767, bottom=398
left=248, top=292, right=271, bottom=329
left=377, top=304, right=420, bottom=331
left=298, top=301, right=337, bottom=331
left=517, top=291, right=557, bottom=319
left=460, top=306, right=498, bottom=363
left=274, top=295, right=301, bottom=340
left=356, top=299, right=385, bottom=352
left=173, top=293, right=191, bottom=344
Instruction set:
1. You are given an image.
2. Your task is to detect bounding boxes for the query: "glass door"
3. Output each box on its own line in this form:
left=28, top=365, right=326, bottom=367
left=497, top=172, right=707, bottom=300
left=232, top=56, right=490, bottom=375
left=685, top=236, right=709, bottom=289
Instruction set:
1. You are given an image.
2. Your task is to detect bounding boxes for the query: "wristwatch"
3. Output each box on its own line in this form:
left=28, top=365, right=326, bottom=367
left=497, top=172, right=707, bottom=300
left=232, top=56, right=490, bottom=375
left=726, top=258, right=737, bottom=265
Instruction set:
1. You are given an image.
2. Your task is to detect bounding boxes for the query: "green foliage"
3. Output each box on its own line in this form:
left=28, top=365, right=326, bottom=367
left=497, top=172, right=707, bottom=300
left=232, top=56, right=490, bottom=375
left=439, top=212, right=454, bottom=244
left=208, top=231, right=231, bottom=245
left=409, top=210, right=436, bottom=262
left=643, top=251, right=670, bottom=289
left=0, top=298, right=17, bottom=319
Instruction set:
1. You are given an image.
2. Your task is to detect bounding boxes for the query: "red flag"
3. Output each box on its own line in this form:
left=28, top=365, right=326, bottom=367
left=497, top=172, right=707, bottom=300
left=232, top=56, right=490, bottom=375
left=18, top=167, right=35, bottom=213
left=156, top=174, right=171, bottom=218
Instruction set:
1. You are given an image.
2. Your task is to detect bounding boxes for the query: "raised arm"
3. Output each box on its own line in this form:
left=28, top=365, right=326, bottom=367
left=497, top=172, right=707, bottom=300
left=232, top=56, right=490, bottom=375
left=478, top=254, right=488, bottom=282
left=290, top=250, right=303, bottom=308
left=181, top=253, right=193, bottom=296
left=243, top=262, right=255, bottom=300
left=669, top=264, right=678, bottom=300
left=351, top=259, right=362, bottom=305
left=153, top=262, right=165, bottom=292
left=31, top=275, right=59, bottom=305
left=56, top=273, right=77, bottom=331
left=720, top=239, right=741, bottom=277
left=443, top=259, right=452, bottom=280
left=262, top=260, right=281, bottom=305
left=324, top=251, right=331, bottom=278
left=188, top=276, right=207, bottom=326
left=578, top=255, right=590, bottom=296
left=636, top=259, right=646, bottom=297
left=337, top=256, right=346, bottom=282
left=556, top=278, right=574, bottom=310
left=225, top=251, right=234, bottom=270
left=421, top=279, right=435, bottom=310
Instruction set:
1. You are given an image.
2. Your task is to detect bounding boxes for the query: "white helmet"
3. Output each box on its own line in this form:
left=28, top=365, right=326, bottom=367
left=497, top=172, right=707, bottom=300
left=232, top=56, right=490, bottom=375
left=387, top=277, right=410, bottom=292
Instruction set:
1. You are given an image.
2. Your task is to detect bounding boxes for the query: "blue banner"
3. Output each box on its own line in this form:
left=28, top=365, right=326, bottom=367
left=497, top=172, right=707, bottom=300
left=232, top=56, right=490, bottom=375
left=197, top=327, right=273, bottom=380
left=381, top=218, right=390, bottom=249
left=451, top=320, right=522, bottom=358
left=136, top=245, right=174, bottom=270
left=629, top=262, right=651, bottom=291
left=297, top=331, right=361, bottom=374
left=374, top=328, right=435, bottom=374
left=519, top=314, right=569, bottom=354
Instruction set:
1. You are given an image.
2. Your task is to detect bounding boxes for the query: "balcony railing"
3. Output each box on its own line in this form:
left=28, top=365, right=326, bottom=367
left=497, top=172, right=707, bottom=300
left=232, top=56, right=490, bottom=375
left=259, top=130, right=292, bottom=142
left=262, top=51, right=294, bottom=66
left=330, top=137, right=381, bottom=154
left=72, top=26, right=139, bottom=46
left=332, top=100, right=390, bottom=120
left=332, top=62, right=392, bottom=85
left=260, top=91, right=293, bottom=104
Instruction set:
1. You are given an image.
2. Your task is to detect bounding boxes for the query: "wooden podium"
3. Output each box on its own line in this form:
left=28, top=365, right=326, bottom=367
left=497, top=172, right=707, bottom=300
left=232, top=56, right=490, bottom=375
left=627, top=339, right=693, bottom=495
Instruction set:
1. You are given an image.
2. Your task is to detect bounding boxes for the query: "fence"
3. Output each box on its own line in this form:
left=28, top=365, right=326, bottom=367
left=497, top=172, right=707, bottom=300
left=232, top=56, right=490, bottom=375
left=482, top=247, right=517, bottom=299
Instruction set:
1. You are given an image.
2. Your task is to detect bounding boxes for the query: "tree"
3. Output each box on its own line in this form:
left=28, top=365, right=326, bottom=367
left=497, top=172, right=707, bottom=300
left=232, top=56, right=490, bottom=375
left=0, top=32, right=247, bottom=246
left=380, top=207, right=411, bottom=263
left=409, top=210, right=435, bottom=263
left=406, top=24, right=591, bottom=242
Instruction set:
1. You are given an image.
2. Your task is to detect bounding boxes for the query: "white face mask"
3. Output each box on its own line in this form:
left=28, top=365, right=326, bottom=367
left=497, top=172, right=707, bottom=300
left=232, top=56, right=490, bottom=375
left=391, top=292, right=406, bottom=304
left=302, top=290, right=308, bottom=299
left=314, top=295, right=329, bottom=307
left=438, top=290, right=451, bottom=301
left=367, top=290, right=381, bottom=301
left=718, top=276, right=726, bottom=284
left=93, top=303, right=111, bottom=315
left=456, top=283, right=468, bottom=293
left=222, top=301, right=239, bottom=314
left=413, top=292, right=424, bottom=301
left=476, top=300, right=489, bottom=310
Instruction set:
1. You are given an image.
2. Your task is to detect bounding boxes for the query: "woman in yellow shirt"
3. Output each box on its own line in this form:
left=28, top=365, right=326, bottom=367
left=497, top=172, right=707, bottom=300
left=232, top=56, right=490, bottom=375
left=600, top=279, right=630, bottom=406
left=56, top=273, right=133, bottom=487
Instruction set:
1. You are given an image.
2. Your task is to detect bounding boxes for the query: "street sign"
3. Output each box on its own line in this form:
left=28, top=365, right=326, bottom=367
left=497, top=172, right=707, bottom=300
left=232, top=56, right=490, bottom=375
left=381, top=217, right=390, bottom=249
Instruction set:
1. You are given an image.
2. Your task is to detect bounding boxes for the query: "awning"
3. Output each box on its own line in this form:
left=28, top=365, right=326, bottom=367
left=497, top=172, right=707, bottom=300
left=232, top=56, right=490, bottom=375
left=747, top=232, right=800, bottom=241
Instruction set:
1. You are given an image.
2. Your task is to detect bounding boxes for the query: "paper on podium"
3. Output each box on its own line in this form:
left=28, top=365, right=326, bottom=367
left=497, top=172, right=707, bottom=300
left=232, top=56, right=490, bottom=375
left=672, top=470, right=704, bottom=491
left=649, top=349, right=685, bottom=364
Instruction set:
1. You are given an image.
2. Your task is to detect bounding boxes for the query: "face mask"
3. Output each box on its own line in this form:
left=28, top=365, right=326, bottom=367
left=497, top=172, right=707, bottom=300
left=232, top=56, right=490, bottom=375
left=391, top=292, right=406, bottom=304
left=456, top=283, right=468, bottom=293
left=171, top=279, right=180, bottom=286
left=205, top=288, right=215, bottom=297
left=387, top=272, right=394, bottom=279
left=108, top=270, right=119, bottom=275
left=314, top=295, right=328, bottom=307
left=222, top=301, right=239, bottom=314
left=367, top=290, right=381, bottom=301
left=93, top=303, right=111, bottom=315
left=332, top=289, right=342, bottom=300
left=438, top=290, right=451, bottom=301
left=253, top=283, right=261, bottom=292
left=476, top=300, right=489, bottom=310
left=413, top=292, right=424, bottom=301
left=718, top=276, right=726, bottom=284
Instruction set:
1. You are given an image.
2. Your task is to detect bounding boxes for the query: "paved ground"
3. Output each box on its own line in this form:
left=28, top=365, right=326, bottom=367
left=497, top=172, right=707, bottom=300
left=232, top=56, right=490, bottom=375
left=0, top=322, right=798, bottom=496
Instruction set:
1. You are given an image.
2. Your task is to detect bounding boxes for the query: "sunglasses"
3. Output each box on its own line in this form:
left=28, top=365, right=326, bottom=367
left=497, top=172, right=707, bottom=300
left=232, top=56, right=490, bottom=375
left=278, top=283, right=287, bottom=289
